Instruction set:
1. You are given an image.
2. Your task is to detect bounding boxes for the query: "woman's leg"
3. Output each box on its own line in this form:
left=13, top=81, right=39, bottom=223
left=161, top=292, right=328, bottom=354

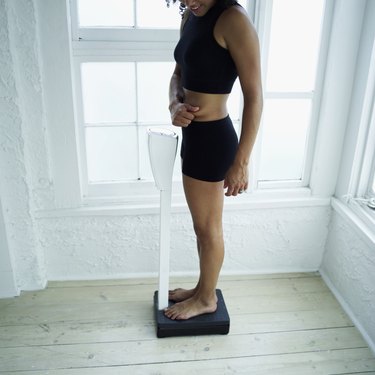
left=168, top=240, right=201, bottom=302
left=164, top=174, right=225, bottom=320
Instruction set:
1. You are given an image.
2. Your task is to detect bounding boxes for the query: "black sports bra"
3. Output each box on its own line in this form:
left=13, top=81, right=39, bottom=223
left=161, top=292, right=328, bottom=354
left=174, top=2, right=239, bottom=94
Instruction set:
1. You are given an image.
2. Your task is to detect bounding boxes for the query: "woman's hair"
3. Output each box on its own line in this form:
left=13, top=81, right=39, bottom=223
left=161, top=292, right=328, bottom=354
left=165, top=1, right=238, bottom=15
left=165, top=0, right=186, bottom=14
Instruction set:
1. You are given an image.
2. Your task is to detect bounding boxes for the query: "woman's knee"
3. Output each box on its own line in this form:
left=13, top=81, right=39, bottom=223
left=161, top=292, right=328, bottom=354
left=193, top=221, right=223, bottom=245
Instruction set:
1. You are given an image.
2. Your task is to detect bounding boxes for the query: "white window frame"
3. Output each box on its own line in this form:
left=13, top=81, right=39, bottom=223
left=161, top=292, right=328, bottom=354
left=254, top=0, right=333, bottom=190
left=345, top=35, right=375, bottom=228
left=69, top=0, right=180, bottom=43
left=70, top=0, right=182, bottom=202
left=62, top=0, right=334, bottom=210
left=73, top=55, right=178, bottom=199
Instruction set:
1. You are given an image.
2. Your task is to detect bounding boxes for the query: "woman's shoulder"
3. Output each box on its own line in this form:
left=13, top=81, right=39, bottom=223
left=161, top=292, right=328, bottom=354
left=215, top=4, right=258, bottom=49
left=220, top=3, right=249, bottom=23
left=217, top=4, right=255, bottom=36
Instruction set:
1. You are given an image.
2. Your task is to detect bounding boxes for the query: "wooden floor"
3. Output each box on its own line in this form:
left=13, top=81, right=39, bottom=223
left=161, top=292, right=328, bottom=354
left=0, top=272, right=374, bottom=374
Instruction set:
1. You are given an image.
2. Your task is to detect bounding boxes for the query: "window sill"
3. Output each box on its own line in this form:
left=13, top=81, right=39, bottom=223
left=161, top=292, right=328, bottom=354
left=331, top=197, right=375, bottom=248
left=34, top=187, right=330, bottom=218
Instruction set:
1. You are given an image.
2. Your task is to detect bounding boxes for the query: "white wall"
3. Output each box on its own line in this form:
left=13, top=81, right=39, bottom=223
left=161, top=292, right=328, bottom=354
left=321, top=203, right=375, bottom=352
left=38, top=205, right=331, bottom=281
left=0, top=0, right=48, bottom=292
left=320, top=0, right=375, bottom=353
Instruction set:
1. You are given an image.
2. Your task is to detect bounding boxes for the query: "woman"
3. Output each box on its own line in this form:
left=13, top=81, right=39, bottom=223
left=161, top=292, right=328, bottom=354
left=165, top=0, right=263, bottom=320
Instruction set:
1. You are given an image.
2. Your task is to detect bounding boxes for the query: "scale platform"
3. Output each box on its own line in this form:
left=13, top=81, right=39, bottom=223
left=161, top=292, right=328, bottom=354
left=154, top=289, right=230, bottom=338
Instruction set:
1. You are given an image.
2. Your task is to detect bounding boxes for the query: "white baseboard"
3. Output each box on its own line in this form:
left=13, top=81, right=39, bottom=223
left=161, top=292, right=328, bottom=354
left=47, top=268, right=320, bottom=283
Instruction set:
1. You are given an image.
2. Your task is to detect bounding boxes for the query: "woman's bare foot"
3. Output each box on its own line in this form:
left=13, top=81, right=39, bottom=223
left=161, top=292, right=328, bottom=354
left=164, top=294, right=217, bottom=320
left=168, top=288, right=197, bottom=302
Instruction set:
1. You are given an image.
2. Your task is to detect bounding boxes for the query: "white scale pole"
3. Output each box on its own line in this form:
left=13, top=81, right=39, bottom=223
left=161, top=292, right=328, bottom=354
left=147, top=128, right=178, bottom=310
left=158, top=189, right=172, bottom=309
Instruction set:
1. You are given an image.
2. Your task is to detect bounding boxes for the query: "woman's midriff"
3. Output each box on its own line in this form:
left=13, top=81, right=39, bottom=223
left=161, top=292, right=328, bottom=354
left=183, top=88, right=229, bottom=122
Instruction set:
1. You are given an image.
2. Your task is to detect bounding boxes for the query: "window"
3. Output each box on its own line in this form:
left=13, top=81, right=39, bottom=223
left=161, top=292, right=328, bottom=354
left=364, top=94, right=375, bottom=207
left=371, top=170, right=375, bottom=197
left=257, top=0, right=326, bottom=188
left=71, top=0, right=183, bottom=198
left=344, top=37, right=375, bottom=222
left=353, top=94, right=375, bottom=212
left=69, top=0, right=329, bottom=200
left=76, top=0, right=180, bottom=29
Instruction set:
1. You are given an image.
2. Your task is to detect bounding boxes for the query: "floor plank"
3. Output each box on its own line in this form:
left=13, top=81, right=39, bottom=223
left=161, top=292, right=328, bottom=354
left=0, top=273, right=374, bottom=374
left=4, top=349, right=375, bottom=375
left=0, top=308, right=353, bottom=347
left=0, top=327, right=369, bottom=372
left=1, top=275, right=328, bottom=307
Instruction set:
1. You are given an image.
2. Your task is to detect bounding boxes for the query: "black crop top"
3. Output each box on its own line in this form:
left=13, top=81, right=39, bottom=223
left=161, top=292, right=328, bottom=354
left=174, top=2, right=239, bottom=94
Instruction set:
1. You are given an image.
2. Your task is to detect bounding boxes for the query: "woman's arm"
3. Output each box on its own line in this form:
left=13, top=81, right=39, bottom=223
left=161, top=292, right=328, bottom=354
left=168, top=64, right=200, bottom=127
left=218, top=6, right=263, bottom=196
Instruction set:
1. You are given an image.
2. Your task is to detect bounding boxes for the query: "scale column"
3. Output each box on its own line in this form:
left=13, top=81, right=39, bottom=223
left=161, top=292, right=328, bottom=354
left=158, top=189, right=172, bottom=310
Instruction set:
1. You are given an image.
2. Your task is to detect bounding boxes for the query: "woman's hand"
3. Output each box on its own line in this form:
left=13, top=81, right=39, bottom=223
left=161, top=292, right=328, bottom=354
left=169, top=102, right=199, bottom=127
left=224, top=161, right=249, bottom=196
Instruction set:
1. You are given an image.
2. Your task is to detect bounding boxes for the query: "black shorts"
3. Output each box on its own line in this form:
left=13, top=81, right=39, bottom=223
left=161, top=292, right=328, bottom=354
left=180, top=115, right=238, bottom=182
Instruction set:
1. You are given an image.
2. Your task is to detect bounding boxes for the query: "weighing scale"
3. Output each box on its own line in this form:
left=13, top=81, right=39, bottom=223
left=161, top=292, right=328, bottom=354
left=148, top=127, right=230, bottom=338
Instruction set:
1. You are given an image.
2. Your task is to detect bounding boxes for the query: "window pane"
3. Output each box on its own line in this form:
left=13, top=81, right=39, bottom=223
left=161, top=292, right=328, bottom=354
left=259, top=99, right=312, bottom=181
left=227, top=79, right=241, bottom=122
left=81, top=62, right=136, bottom=124
left=136, top=0, right=247, bottom=29
left=77, top=0, right=134, bottom=27
left=138, top=126, right=153, bottom=181
left=266, top=0, right=325, bottom=92
left=137, top=0, right=180, bottom=29
left=86, top=126, right=138, bottom=182
left=137, top=62, right=175, bottom=123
